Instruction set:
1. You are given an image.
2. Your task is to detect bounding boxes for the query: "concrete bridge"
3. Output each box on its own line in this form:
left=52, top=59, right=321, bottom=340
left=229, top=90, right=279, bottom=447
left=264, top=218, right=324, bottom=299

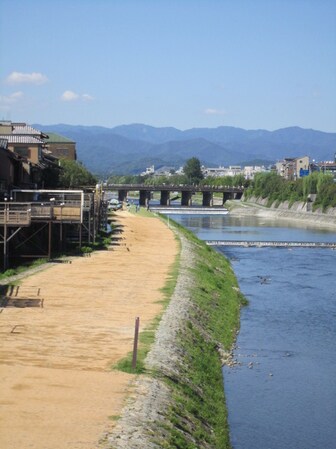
left=107, top=184, right=244, bottom=207
left=206, top=240, right=336, bottom=249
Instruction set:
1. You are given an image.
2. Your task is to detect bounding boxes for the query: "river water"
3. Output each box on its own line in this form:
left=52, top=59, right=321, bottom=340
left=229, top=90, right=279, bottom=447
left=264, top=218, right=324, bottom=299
left=171, top=213, right=336, bottom=449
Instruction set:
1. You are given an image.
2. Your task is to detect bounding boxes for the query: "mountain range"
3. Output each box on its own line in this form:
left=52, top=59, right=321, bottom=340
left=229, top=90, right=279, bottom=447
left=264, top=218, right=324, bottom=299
left=34, top=123, right=336, bottom=175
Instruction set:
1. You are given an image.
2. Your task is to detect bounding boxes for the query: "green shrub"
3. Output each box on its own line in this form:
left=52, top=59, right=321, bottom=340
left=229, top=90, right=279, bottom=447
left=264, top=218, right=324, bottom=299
left=3, top=269, right=16, bottom=277
left=80, top=246, right=93, bottom=254
left=247, top=172, right=335, bottom=211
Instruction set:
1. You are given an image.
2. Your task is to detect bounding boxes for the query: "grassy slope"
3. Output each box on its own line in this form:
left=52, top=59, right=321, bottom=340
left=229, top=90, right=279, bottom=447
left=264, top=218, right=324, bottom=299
left=156, top=221, right=245, bottom=449
left=114, top=213, right=245, bottom=448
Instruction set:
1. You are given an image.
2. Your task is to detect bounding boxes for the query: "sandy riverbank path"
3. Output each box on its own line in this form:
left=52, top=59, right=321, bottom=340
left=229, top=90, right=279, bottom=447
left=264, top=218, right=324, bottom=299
left=0, top=211, right=178, bottom=449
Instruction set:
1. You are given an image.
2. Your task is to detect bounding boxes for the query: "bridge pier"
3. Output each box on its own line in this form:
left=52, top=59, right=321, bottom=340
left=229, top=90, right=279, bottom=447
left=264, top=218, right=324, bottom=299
left=139, top=190, right=151, bottom=207
left=118, top=189, right=128, bottom=202
left=160, top=190, right=170, bottom=206
left=109, top=184, right=244, bottom=208
left=223, top=192, right=235, bottom=204
left=181, top=190, right=192, bottom=206
left=202, top=191, right=213, bottom=207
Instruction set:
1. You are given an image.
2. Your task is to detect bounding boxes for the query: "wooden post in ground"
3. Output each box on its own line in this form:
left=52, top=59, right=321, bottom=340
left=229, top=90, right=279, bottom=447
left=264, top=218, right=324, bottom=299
left=132, top=317, right=140, bottom=370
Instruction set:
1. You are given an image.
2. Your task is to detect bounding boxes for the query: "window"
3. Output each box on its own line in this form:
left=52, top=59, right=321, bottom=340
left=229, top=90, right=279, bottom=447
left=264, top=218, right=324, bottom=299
left=56, top=148, right=70, bottom=156
left=14, top=147, right=31, bottom=158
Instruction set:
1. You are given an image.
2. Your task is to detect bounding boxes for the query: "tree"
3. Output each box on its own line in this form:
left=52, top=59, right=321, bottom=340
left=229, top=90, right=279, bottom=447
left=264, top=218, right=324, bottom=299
left=58, top=159, right=97, bottom=188
left=41, top=165, right=61, bottom=188
left=183, top=157, right=204, bottom=184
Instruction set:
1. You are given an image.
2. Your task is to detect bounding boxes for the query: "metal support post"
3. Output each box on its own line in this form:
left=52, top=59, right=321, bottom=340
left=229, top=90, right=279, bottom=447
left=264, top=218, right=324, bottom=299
left=3, top=201, right=8, bottom=270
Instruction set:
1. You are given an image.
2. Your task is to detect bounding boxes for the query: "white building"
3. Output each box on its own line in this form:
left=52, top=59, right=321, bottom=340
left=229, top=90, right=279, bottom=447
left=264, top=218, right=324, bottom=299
left=202, top=165, right=266, bottom=179
left=140, top=165, right=155, bottom=176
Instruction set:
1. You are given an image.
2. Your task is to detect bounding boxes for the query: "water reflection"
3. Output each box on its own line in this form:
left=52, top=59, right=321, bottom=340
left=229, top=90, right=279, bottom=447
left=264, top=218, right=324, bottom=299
left=175, top=214, right=336, bottom=243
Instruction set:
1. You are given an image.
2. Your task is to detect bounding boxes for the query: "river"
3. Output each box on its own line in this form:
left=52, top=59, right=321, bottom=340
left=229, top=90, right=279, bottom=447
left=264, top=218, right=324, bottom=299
left=171, top=213, right=336, bottom=449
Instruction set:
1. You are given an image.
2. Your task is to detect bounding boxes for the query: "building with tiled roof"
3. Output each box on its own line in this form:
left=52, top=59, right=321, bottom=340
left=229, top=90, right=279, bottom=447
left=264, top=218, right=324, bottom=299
left=11, top=123, right=48, bottom=137
left=5, top=135, right=45, bottom=145
left=0, top=121, right=61, bottom=188
left=45, top=132, right=77, bottom=160
left=0, top=121, right=47, bottom=164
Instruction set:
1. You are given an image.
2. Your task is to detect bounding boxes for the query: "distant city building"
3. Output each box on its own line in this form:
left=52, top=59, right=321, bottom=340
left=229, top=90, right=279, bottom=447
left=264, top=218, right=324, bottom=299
left=140, top=165, right=155, bottom=176
left=202, top=166, right=227, bottom=177
left=318, top=160, right=336, bottom=178
left=276, top=156, right=310, bottom=180
left=153, top=166, right=176, bottom=176
left=296, top=156, right=310, bottom=178
left=141, top=165, right=178, bottom=177
left=141, top=157, right=334, bottom=182
left=243, top=165, right=266, bottom=179
left=140, top=164, right=268, bottom=179
left=202, top=165, right=266, bottom=179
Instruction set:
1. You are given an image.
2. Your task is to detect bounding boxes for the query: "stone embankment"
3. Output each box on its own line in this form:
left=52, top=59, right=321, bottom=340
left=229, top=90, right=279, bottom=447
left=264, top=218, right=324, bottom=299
left=229, top=196, right=336, bottom=229
left=101, top=222, right=244, bottom=449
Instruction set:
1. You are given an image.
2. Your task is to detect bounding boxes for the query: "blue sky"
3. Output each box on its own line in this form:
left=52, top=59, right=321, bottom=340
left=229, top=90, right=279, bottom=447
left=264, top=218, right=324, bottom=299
left=1, top=0, right=335, bottom=132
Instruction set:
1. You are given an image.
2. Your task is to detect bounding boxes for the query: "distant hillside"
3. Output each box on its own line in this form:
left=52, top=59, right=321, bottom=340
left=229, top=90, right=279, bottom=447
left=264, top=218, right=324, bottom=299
left=35, top=123, right=336, bottom=175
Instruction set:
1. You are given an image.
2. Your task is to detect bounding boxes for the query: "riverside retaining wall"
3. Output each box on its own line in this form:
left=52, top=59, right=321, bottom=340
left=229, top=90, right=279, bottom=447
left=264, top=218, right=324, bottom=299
left=240, top=196, right=336, bottom=228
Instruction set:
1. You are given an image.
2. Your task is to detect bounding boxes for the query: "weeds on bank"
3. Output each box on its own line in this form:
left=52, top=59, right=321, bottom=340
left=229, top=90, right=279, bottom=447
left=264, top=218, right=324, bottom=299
left=107, top=415, right=121, bottom=422
left=0, top=257, right=48, bottom=282
left=153, top=217, right=246, bottom=449
left=115, top=330, right=154, bottom=374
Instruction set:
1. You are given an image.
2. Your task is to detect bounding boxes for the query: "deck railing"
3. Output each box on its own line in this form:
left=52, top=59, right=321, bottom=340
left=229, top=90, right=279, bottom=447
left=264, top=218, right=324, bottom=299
left=0, top=201, right=82, bottom=225
left=0, top=204, right=31, bottom=226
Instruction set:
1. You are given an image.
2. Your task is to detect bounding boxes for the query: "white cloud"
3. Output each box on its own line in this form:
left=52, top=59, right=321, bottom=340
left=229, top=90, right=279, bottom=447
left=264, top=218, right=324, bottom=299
left=61, top=90, right=94, bottom=102
left=82, top=93, right=94, bottom=101
left=6, top=71, right=48, bottom=85
left=61, top=90, right=80, bottom=101
left=204, top=108, right=227, bottom=115
left=0, top=91, right=24, bottom=104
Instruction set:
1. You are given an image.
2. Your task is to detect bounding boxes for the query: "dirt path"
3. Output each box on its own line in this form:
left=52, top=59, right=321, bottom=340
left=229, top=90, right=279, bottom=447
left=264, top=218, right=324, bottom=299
left=0, top=211, right=178, bottom=449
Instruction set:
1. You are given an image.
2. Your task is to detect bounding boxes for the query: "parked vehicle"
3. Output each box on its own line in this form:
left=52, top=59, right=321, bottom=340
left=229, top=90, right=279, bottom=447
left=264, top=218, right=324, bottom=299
left=108, top=199, right=122, bottom=211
